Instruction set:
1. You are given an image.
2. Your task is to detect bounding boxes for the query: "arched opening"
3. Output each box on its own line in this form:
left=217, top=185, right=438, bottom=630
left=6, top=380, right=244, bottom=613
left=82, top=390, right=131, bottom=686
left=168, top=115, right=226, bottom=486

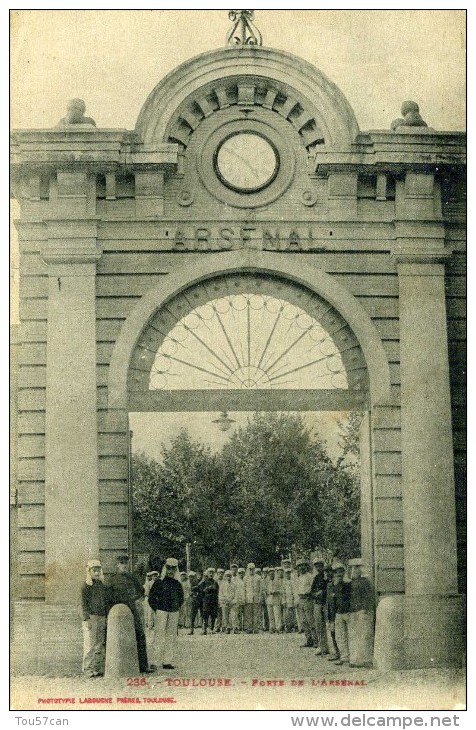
left=116, top=267, right=385, bottom=592
left=127, top=271, right=369, bottom=411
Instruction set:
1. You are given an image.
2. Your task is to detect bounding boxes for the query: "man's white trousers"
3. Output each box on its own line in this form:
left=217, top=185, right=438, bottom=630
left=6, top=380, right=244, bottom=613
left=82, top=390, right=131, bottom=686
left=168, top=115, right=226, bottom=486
left=153, top=610, right=179, bottom=666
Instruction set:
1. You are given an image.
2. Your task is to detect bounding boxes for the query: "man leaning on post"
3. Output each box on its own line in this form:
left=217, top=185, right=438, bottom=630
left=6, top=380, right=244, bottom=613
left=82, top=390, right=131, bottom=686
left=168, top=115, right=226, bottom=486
left=108, top=554, right=154, bottom=673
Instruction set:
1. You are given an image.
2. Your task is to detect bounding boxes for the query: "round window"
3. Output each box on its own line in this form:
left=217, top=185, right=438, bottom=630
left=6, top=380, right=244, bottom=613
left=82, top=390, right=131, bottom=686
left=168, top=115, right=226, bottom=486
left=215, top=132, right=279, bottom=193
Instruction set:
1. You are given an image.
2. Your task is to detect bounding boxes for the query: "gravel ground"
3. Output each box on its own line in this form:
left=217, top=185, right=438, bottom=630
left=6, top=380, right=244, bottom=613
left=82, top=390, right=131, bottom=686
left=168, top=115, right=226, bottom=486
left=11, top=631, right=466, bottom=711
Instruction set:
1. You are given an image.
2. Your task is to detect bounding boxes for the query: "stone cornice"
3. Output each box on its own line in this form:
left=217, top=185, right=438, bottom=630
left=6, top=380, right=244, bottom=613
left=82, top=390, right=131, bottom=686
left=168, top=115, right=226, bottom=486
left=11, top=126, right=464, bottom=178
left=10, top=130, right=179, bottom=173
left=391, top=248, right=452, bottom=265
left=41, top=240, right=103, bottom=265
left=314, top=130, right=466, bottom=174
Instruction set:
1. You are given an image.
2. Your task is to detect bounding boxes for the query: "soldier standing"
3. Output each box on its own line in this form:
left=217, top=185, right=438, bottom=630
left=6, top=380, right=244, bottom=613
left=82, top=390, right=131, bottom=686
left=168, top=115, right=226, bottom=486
left=215, top=568, right=225, bottom=632
left=283, top=567, right=296, bottom=632
left=200, top=567, right=219, bottom=634
left=244, top=563, right=261, bottom=633
left=188, top=570, right=203, bottom=635
left=219, top=570, right=236, bottom=633
left=267, top=567, right=284, bottom=632
left=276, top=566, right=285, bottom=632
left=109, top=554, right=153, bottom=673
left=311, top=557, right=329, bottom=656
left=348, top=558, right=375, bottom=668
left=332, top=561, right=352, bottom=666
left=233, top=567, right=246, bottom=632
left=148, top=557, right=184, bottom=670
left=325, top=563, right=340, bottom=661
left=80, top=559, right=109, bottom=678
left=295, top=558, right=316, bottom=648
left=260, top=567, right=270, bottom=631
left=178, top=571, right=191, bottom=628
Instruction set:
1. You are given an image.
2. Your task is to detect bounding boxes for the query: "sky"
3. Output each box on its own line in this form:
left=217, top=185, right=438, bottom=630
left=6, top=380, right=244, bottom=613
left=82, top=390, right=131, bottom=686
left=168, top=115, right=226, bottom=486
left=129, top=411, right=349, bottom=461
left=10, top=9, right=466, bottom=131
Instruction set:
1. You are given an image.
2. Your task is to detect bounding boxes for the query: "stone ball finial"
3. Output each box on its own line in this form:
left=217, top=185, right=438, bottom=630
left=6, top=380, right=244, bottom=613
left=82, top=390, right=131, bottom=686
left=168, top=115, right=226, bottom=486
left=56, top=98, right=96, bottom=127
left=391, top=100, right=427, bottom=131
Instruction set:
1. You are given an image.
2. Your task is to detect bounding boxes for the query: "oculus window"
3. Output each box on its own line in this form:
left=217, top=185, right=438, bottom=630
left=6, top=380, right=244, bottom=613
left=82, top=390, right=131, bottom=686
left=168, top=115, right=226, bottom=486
left=215, top=132, right=279, bottom=193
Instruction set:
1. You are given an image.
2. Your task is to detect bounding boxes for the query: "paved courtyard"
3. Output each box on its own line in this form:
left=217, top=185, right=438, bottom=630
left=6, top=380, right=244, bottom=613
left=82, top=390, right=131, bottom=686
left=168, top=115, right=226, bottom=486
left=11, top=631, right=465, bottom=711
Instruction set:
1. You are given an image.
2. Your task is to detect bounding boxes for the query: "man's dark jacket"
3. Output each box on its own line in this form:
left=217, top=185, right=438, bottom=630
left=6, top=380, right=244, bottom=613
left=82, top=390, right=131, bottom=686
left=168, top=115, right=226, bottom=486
left=148, top=576, right=184, bottom=613
left=80, top=580, right=110, bottom=621
left=310, top=573, right=328, bottom=605
left=109, top=571, right=144, bottom=609
left=334, top=580, right=352, bottom=614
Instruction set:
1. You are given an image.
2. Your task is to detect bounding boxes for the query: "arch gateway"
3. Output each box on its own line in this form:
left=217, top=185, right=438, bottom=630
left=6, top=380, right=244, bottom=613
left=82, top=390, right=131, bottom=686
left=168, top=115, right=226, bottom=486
left=10, top=25, right=466, bottom=674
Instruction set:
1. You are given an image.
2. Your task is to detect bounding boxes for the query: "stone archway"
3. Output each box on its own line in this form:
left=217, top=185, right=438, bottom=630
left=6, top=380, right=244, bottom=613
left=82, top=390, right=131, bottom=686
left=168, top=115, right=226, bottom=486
left=107, top=253, right=391, bottom=614
left=11, top=20, right=465, bottom=676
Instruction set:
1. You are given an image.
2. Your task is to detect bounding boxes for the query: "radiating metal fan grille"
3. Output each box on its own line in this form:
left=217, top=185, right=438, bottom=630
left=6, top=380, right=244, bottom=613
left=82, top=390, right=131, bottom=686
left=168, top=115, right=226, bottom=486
left=127, top=273, right=368, bottom=395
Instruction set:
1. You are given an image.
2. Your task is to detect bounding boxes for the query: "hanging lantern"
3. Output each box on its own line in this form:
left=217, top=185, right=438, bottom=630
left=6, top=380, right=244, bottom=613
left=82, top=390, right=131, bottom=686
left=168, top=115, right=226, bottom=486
left=212, top=411, right=235, bottom=432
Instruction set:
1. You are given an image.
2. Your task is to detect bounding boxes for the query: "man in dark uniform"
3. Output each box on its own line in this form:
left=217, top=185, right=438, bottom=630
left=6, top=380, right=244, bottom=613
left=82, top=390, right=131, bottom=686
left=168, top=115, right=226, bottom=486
left=348, top=558, right=375, bottom=668
left=148, top=557, right=184, bottom=669
left=325, top=563, right=340, bottom=661
left=188, top=570, right=203, bottom=635
left=80, top=559, right=109, bottom=677
left=332, top=561, right=352, bottom=666
left=200, top=567, right=220, bottom=634
left=108, top=554, right=154, bottom=673
left=311, top=557, right=329, bottom=656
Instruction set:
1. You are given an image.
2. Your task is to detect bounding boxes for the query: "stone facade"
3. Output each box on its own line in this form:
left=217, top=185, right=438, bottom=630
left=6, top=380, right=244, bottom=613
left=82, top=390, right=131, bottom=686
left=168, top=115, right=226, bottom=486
left=10, top=46, right=466, bottom=672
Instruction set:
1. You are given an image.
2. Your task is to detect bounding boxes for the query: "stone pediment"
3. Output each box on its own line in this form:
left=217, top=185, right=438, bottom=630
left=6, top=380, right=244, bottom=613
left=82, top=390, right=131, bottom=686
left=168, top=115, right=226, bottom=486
left=135, top=47, right=360, bottom=151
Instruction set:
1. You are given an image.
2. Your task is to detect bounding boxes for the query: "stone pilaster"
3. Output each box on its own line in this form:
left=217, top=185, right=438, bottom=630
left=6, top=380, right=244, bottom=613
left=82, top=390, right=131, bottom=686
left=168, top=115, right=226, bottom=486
left=359, top=412, right=373, bottom=580
left=392, top=227, right=464, bottom=667
left=41, top=219, right=101, bottom=604
left=327, top=172, right=358, bottom=219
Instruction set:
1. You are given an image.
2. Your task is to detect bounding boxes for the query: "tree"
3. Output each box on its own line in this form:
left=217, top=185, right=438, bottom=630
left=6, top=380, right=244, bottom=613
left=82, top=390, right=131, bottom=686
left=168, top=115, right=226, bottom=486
left=132, top=413, right=362, bottom=568
left=131, top=450, right=186, bottom=560
left=337, top=411, right=364, bottom=465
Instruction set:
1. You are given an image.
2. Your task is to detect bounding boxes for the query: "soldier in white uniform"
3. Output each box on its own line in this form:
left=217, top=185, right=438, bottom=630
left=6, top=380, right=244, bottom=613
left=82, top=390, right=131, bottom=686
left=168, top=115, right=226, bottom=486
left=178, top=571, right=191, bottom=628
left=215, top=568, right=225, bottom=632
left=295, top=558, right=316, bottom=647
left=267, top=567, right=283, bottom=632
left=244, top=563, right=262, bottom=633
left=283, top=557, right=302, bottom=632
left=218, top=570, right=236, bottom=633
left=276, top=566, right=286, bottom=632
left=265, top=567, right=276, bottom=632
left=233, top=567, right=246, bottom=632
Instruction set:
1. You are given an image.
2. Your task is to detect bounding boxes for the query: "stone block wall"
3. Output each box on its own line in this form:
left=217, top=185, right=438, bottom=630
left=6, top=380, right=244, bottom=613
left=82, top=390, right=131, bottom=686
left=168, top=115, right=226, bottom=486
left=12, top=127, right=466, bottom=599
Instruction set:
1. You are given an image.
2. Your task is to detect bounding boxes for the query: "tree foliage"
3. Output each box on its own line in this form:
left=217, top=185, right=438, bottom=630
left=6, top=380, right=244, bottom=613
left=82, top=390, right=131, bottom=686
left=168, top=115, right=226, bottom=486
left=132, top=413, right=361, bottom=568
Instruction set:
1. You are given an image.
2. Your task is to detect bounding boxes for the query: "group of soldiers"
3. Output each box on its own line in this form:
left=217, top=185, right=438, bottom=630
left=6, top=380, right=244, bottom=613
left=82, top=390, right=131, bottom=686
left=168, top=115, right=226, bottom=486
left=80, top=552, right=375, bottom=678
left=81, top=554, right=185, bottom=677
left=169, top=554, right=374, bottom=668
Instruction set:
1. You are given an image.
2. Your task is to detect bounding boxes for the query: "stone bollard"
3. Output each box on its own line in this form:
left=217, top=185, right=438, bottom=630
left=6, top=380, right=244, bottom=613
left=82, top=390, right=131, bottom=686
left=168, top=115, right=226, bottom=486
left=105, top=604, right=140, bottom=678
left=373, top=595, right=405, bottom=670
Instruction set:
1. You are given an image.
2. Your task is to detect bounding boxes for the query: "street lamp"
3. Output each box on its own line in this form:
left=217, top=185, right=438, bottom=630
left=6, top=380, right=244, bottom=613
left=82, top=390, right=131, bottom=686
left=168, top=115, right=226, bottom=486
left=212, top=411, right=235, bottom=432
